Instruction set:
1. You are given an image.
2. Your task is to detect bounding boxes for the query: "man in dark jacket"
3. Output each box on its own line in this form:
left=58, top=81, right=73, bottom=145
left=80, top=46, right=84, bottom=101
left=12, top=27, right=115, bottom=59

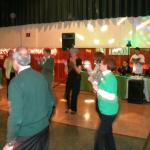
left=3, top=47, right=55, bottom=150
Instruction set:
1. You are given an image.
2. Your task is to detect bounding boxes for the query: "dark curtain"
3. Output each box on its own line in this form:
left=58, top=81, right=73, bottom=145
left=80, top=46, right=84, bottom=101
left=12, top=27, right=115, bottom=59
left=0, top=0, right=150, bottom=27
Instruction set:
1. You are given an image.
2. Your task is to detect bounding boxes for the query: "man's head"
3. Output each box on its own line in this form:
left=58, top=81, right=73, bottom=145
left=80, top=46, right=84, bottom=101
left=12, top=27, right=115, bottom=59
left=8, top=50, right=14, bottom=57
left=135, top=47, right=140, bottom=55
left=94, top=52, right=105, bottom=64
left=12, top=47, right=31, bottom=72
left=100, top=57, right=116, bottom=72
left=43, top=48, right=51, bottom=57
left=123, top=61, right=128, bottom=67
left=69, top=48, right=79, bottom=57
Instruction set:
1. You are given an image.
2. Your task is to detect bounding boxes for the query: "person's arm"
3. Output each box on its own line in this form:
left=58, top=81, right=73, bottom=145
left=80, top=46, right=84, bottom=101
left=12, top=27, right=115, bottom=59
left=138, top=55, right=145, bottom=65
left=97, top=76, right=117, bottom=101
left=7, top=80, right=23, bottom=142
left=70, top=58, right=82, bottom=74
left=3, top=59, right=7, bottom=69
left=130, top=55, right=134, bottom=64
left=73, top=65, right=82, bottom=74
left=64, top=60, right=68, bottom=75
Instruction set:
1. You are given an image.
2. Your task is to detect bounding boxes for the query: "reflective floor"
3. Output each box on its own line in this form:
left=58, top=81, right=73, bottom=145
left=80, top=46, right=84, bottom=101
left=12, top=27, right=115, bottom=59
left=0, top=83, right=150, bottom=139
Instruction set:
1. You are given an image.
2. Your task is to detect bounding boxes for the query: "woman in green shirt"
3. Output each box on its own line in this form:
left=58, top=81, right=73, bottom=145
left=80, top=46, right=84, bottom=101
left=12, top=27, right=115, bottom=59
left=92, top=57, right=119, bottom=150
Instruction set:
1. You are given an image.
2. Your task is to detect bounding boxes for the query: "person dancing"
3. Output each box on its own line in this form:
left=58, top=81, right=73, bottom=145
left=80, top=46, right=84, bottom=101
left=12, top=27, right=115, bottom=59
left=92, top=57, right=119, bottom=150
left=64, top=48, right=82, bottom=114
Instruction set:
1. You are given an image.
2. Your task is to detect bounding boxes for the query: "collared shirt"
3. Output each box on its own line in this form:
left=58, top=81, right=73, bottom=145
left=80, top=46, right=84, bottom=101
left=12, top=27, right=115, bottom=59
left=130, top=54, right=145, bottom=74
left=18, top=65, right=31, bottom=73
left=102, top=70, right=111, bottom=76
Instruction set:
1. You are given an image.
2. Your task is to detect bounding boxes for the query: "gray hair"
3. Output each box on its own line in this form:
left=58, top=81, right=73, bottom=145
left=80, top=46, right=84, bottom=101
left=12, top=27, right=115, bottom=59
left=69, top=48, right=79, bottom=55
left=12, top=47, right=31, bottom=66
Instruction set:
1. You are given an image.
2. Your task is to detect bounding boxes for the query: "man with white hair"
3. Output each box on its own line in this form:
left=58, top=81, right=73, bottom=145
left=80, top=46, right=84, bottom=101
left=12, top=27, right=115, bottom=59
left=3, top=47, right=55, bottom=150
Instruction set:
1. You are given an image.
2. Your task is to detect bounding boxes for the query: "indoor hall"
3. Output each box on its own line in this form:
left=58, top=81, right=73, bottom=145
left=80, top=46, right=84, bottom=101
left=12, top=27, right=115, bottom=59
left=0, top=81, right=150, bottom=149
left=0, top=0, right=150, bottom=150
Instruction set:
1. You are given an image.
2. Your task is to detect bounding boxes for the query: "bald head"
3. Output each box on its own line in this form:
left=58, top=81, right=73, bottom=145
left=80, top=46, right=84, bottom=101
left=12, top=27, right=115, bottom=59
left=13, top=47, right=31, bottom=66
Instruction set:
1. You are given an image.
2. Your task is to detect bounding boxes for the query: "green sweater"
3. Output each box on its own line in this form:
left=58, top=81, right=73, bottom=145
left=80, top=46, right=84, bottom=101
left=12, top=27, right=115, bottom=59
left=97, top=70, right=119, bottom=115
left=7, top=68, right=55, bottom=142
left=41, top=57, right=54, bottom=85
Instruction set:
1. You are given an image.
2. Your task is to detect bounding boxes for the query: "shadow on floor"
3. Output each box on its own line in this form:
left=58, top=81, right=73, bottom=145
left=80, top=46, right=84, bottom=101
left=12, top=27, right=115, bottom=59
left=0, top=111, right=149, bottom=150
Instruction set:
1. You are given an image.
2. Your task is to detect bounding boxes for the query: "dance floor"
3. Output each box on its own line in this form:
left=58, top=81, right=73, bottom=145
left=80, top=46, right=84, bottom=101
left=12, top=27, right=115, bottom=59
left=0, top=83, right=150, bottom=139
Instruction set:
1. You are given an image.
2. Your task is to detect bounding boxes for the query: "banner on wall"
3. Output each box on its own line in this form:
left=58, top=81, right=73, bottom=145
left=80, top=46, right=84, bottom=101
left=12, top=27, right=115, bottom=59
left=109, top=48, right=130, bottom=55
left=96, top=48, right=106, bottom=54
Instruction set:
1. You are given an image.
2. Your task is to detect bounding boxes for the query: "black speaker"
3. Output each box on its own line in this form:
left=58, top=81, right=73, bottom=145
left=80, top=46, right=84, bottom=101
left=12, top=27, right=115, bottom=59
left=62, top=33, right=75, bottom=51
left=128, top=80, right=144, bottom=104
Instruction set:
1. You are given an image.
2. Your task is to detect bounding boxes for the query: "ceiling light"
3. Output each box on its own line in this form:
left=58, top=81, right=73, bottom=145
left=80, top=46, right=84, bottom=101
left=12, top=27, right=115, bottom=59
left=93, top=39, right=100, bottom=45
left=100, top=25, right=108, bottom=32
left=87, top=23, right=94, bottom=32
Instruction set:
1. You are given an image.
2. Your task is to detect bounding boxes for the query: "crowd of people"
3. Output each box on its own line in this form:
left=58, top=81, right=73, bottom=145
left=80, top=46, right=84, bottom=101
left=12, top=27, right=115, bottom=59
left=0, top=46, right=147, bottom=150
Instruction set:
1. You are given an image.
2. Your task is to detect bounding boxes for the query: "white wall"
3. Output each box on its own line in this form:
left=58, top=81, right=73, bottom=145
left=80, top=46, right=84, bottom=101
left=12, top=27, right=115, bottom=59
left=0, top=16, right=150, bottom=48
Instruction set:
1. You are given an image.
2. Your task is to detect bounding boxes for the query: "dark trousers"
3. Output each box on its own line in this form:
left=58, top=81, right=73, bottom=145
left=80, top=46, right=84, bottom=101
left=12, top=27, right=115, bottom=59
left=94, top=114, right=117, bottom=150
left=13, top=126, right=49, bottom=150
left=65, top=79, right=80, bottom=112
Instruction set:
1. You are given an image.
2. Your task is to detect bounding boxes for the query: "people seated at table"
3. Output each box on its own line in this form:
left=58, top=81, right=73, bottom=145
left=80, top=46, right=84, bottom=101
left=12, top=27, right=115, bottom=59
left=130, top=47, right=145, bottom=75
left=118, top=61, right=131, bottom=75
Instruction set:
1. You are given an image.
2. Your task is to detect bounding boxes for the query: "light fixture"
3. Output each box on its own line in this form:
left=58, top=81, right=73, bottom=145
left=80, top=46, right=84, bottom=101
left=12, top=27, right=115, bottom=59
left=87, top=23, right=94, bottom=32
left=136, top=19, right=150, bottom=30
left=117, top=17, right=127, bottom=26
left=76, top=33, right=85, bottom=41
left=100, top=25, right=108, bottom=32
left=93, top=39, right=100, bottom=45
left=108, top=38, right=115, bottom=44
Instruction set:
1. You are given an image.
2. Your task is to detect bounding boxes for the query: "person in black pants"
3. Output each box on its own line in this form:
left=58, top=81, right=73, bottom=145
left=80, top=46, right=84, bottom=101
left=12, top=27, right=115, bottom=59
left=92, top=57, right=119, bottom=150
left=64, top=48, right=82, bottom=114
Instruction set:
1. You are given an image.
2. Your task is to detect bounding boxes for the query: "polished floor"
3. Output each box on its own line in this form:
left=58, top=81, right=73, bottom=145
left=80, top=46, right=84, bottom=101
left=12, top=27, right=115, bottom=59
left=0, top=110, right=148, bottom=150
left=0, top=83, right=150, bottom=139
left=0, top=83, right=150, bottom=149
left=53, top=84, right=150, bottom=139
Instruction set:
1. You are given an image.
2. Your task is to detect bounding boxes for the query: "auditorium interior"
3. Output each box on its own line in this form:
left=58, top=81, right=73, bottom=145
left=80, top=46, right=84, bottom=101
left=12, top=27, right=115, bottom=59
left=0, top=0, right=150, bottom=150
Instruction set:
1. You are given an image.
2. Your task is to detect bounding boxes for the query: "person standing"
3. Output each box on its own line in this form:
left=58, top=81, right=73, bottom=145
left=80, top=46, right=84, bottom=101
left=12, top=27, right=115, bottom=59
left=130, top=47, right=145, bottom=75
left=83, top=52, right=104, bottom=114
left=64, top=48, right=82, bottom=114
left=39, top=48, right=55, bottom=89
left=3, top=47, right=55, bottom=150
left=3, top=50, right=15, bottom=85
left=92, top=57, right=119, bottom=150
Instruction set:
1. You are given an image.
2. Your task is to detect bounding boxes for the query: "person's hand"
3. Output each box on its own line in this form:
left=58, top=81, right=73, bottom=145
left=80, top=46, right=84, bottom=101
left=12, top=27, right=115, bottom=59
left=83, top=60, right=92, bottom=71
left=88, top=76, right=94, bottom=83
left=70, top=57, right=76, bottom=64
left=90, top=80, right=98, bottom=93
left=92, top=84, right=98, bottom=93
left=3, top=144, right=13, bottom=150
left=64, top=60, right=67, bottom=66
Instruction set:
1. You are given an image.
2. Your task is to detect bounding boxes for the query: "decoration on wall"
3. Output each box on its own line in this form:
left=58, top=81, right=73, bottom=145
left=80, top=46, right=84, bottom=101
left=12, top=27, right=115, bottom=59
left=0, top=48, right=58, bottom=56
left=96, top=48, right=106, bottom=54
left=0, top=49, right=9, bottom=54
left=109, top=48, right=129, bottom=55
left=85, top=49, right=92, bottom=53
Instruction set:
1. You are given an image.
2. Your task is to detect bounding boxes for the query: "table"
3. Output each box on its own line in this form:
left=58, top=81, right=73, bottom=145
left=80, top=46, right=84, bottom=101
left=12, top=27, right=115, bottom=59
left=80, top=71, right=150, bottom=102
left=80, top=71, right=93, bottom=92
left=115, top=74, right=150, bottom=102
